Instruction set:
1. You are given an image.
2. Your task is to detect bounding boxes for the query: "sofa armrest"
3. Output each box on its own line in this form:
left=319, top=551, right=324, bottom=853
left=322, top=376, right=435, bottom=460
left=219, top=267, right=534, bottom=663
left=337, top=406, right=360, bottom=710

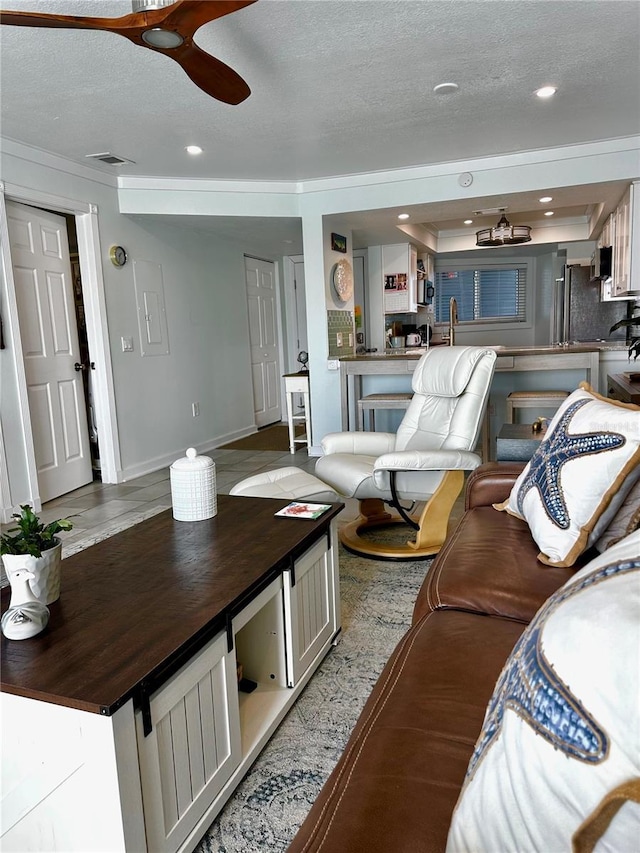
left=464, top=462, right=526, bottom=510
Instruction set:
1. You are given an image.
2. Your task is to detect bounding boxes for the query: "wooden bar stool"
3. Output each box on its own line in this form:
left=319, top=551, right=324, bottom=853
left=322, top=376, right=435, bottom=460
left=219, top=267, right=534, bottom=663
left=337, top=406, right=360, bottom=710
left=505, top=390, right=569, bottom=424
left=357, top=392, right=413, bottom=430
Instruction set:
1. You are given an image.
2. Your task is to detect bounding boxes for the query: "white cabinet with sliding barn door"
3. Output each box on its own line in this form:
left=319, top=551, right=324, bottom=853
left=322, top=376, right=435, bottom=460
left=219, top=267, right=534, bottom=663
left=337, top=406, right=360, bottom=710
left=135, top=631, right=241, bottom=853
left=1, top=500, right=342, bottom=853
left=284, top=530, right=341, bottom=686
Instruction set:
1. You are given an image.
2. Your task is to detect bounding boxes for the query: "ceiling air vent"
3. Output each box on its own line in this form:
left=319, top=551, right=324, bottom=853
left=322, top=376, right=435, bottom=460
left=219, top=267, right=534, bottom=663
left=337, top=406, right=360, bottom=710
left=85, top=152, right=135, bottom=166
left=472, top=207, right=507, bottom=216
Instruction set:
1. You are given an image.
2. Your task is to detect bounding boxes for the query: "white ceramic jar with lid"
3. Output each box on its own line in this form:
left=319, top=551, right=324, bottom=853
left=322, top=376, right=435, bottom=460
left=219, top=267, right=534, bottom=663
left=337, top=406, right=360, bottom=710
left=170, top=447, right=217, bottom=521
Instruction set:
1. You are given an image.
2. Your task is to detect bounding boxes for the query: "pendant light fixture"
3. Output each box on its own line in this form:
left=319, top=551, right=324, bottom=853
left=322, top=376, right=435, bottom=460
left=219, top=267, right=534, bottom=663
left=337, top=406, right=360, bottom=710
left=476, top=209, right=532, bottom=247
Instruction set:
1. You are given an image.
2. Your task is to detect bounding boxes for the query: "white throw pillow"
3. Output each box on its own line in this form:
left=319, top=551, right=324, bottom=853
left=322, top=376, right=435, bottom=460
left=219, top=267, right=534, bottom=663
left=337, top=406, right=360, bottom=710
left=595, top=479, right=640, bottom=552
left=446, top=530, right=640, bottom=853
left=495, top=383, right=640, bottom=567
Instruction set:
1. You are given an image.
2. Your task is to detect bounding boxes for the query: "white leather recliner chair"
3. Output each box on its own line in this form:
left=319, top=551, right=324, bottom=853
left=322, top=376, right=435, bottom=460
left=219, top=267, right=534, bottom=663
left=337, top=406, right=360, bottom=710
left=315, top=346, right=497, bottom=559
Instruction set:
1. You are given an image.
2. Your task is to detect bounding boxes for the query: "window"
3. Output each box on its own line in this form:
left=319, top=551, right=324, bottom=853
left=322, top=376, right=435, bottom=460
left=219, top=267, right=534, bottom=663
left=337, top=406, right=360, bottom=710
left=434, top=266, right=527, bottom=324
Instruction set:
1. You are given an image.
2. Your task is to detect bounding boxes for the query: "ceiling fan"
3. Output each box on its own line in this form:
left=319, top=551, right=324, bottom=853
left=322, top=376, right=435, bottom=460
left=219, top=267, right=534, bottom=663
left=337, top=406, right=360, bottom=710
left=0, top=0, right=258, bottom=104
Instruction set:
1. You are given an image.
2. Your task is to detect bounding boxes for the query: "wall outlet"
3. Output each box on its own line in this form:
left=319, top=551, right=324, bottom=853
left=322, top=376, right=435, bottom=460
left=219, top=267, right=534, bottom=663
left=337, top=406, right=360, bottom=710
left=336, top=332, right=343, bottom=347
left=192, top=402, right=200, bottom=417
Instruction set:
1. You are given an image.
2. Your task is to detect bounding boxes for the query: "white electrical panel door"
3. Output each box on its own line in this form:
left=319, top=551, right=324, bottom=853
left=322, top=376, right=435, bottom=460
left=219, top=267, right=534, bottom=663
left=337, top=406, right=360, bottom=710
left=133, top=259, right=170, bottom=356
left=284, top=533, right=339, bottom=686
left=136, top=631, right=241, bottom=853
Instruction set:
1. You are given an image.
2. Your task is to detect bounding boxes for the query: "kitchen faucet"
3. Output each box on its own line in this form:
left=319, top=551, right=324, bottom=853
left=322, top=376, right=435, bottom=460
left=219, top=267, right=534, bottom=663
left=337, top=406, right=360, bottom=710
left=448, top=297, right=458, bottom=346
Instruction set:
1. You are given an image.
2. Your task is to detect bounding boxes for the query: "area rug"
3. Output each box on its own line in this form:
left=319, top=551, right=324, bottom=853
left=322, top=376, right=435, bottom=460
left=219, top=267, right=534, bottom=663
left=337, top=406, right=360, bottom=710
left=219, top=424, right=303, bottom=452
left=195, top=545, right=432, bottom=853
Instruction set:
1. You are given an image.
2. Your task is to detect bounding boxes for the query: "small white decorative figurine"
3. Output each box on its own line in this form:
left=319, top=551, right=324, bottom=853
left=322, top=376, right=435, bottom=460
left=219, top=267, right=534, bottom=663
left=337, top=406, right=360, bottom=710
left=1, top=568, right=50, bottom=640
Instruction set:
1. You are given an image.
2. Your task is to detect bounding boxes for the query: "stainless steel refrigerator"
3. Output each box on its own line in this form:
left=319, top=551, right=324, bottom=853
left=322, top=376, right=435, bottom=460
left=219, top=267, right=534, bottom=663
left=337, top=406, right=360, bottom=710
left=551, top=265, right=627, bottom=344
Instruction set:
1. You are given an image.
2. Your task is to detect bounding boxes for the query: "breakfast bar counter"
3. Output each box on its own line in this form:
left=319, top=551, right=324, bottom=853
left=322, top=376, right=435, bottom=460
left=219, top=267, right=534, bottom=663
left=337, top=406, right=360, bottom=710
left=338, top=344, right=607, bottom=430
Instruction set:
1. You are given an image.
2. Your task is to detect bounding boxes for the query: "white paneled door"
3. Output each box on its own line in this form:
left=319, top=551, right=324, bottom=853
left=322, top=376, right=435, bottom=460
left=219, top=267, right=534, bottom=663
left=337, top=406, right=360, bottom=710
left=7, top=201, right=92, bottom=502
left=245, top=256, right=281, bottom=427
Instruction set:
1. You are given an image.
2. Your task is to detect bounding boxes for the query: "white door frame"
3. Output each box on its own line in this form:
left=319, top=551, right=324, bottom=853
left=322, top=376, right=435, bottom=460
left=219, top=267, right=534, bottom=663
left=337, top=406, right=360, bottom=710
left=0, top=181, right=121, bottom=514
left=282, top=255, right=307, bottom=374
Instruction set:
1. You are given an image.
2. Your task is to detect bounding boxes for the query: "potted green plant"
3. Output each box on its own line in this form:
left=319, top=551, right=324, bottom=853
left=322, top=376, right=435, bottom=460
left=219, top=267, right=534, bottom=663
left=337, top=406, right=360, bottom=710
left=610, top=311, right=640, bottom=361
left=1, top=505, right=73, bottom=604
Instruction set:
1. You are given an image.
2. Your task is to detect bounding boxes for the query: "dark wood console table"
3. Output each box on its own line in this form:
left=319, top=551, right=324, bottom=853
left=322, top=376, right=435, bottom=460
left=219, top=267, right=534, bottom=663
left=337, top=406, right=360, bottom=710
left=607, top=373, right=640, bottom=406
left=1, top=494, right=343, bottom=852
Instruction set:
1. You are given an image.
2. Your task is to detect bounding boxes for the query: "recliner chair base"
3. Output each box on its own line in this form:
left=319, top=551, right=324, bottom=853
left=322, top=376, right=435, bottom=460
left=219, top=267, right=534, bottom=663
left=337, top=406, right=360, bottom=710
left=339, top=470, right=465, bottom=561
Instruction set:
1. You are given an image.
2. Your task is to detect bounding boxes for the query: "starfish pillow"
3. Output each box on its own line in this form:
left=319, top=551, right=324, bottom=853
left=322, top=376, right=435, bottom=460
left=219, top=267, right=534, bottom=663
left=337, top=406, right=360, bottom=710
left=446, top=530, right=640, bottom=852
left=495, top=383, right=640, bottom=567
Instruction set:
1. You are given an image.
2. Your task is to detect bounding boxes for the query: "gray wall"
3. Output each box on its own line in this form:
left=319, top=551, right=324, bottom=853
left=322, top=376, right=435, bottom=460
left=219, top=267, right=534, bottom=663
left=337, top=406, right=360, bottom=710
left=1, top=149, right=280, bottom=509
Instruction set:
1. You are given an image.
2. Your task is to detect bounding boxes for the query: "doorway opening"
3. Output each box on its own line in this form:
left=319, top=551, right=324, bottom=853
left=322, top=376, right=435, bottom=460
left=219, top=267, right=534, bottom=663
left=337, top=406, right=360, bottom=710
left=62, top=213, right=101, bottom=479
left=30, top=207, right=102, bottom=480
left=6, top=201, right=99, bottom=505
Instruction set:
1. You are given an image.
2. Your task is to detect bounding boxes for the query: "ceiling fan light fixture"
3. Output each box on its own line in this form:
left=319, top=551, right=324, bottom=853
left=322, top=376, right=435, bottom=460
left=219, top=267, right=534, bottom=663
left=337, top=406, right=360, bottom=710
left=132, top=0, right=177, bottom=11
left=476, top=211, right=532, bottom=247
left=141, top=27, right=184, bottom=49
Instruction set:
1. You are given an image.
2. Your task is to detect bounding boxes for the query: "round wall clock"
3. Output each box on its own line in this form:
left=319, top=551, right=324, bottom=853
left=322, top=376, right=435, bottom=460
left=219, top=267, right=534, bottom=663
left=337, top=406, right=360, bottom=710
left=109, top=245, right=128, bottom=267
left=332, top=258, right=354, bottom=302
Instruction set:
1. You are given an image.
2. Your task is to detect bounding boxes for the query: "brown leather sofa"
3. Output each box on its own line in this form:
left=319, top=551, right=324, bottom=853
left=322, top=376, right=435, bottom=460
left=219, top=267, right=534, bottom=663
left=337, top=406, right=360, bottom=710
left=288, top=462, right=593, bottom=853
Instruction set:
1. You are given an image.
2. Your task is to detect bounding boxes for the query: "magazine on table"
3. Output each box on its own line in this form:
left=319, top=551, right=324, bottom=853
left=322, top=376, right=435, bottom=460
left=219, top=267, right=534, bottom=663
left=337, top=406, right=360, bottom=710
left=275, top=501, right=332, bottom=520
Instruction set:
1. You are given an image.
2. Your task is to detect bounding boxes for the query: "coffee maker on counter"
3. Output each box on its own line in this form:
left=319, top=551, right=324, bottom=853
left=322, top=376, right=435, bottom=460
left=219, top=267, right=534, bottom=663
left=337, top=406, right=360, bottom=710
left=418, top=324, right=432, bottom=345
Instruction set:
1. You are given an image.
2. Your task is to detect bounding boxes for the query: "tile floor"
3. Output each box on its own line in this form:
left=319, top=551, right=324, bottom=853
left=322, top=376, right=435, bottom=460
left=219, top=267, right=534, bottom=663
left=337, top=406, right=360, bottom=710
left=3, top=440, right=464, bottom=548
left=27, top=445, right=336, bottom=549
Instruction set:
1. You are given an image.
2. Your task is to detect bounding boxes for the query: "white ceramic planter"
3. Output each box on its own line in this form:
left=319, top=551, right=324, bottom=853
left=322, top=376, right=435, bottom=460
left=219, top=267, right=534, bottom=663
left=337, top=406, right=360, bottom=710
left=1, top=541, right=62, bottom=605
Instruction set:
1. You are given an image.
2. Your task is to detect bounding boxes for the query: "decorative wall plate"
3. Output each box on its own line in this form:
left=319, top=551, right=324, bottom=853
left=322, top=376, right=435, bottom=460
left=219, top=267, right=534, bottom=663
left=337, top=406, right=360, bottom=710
left=332, top=258, right=354, bottom=302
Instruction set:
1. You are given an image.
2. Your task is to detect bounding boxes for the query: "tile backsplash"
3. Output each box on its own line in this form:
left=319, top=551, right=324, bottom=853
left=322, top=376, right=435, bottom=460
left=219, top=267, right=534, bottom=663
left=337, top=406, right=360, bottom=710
left=327, top=310, right=355, bottom=358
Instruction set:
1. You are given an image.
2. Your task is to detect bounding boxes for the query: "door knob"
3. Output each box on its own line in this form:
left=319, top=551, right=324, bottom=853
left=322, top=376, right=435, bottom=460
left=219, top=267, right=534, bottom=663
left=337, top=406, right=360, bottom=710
left=74, top=362, right=87, bottom=372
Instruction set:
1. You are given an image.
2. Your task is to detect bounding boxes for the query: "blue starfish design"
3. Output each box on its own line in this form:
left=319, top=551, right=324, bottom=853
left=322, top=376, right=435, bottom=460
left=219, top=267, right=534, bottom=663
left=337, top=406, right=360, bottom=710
left=516, top=398, right=626, bottom=527
left=465, top=559, right=640, bottom=785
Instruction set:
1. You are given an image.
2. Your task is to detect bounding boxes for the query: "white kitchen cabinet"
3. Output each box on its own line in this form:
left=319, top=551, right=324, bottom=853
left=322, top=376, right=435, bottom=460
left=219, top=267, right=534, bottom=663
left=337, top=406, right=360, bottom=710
left=383, top=243, right=418, bottom=313
left=600, top=212, right=614, bottom=249
left=602, top=182, right=639, bottom=298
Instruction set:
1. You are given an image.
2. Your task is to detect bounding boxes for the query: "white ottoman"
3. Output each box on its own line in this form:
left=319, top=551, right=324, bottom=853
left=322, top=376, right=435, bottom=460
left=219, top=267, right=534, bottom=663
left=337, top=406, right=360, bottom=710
left=230, top=466, right=339, bottom=503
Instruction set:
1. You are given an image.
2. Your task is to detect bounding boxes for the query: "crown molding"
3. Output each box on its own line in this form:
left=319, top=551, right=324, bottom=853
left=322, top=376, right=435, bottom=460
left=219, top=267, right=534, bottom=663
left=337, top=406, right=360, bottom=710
left=1, top=137, right=118, bottom=188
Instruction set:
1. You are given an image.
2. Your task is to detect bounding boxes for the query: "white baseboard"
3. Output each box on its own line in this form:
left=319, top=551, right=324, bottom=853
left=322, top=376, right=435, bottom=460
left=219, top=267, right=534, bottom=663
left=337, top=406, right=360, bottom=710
left=114, top=428, right=259, bottom=483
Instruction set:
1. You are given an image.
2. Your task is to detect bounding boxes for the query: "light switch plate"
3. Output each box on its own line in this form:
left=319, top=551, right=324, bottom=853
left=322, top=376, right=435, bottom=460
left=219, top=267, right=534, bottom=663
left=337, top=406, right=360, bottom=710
left=121, top=336, right=134, bottom=352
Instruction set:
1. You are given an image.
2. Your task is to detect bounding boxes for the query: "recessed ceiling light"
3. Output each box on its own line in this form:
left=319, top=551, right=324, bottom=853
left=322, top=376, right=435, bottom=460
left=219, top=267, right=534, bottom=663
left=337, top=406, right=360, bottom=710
left=433, top=82, right=459, bottom=95
left=535, top=86, right=557, bottom=99
left=398, top=213, right=410, bottom=220
left=539, top=196, right=553, bottom=203
left=186, top=145, right=203, bottom=155
left=544, top=211, right=555, bottom=216
left=464, top=219, right=473, bottom=225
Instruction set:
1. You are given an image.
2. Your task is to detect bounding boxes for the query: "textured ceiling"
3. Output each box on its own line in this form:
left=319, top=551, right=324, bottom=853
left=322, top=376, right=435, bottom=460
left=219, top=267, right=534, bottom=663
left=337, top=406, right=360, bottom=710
left=1, top=0, right=639, bottom=251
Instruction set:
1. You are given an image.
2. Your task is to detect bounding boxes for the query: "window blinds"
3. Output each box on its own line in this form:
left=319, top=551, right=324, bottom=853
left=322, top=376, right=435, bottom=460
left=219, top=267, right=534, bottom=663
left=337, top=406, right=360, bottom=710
left=434, top=267, right=526, bottom=323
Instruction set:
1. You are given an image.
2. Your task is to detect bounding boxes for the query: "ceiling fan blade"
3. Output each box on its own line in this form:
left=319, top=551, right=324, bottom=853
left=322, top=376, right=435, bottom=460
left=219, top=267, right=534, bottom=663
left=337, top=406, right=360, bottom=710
left=160, top=1, right=259, bottom=38
left=0, top=7, right=157, bottom=33
left=171, top=40, right=251, bottom=104
left=0, top=1, right=257, bottom=38
left=0, top=1, right=257, bottom=104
